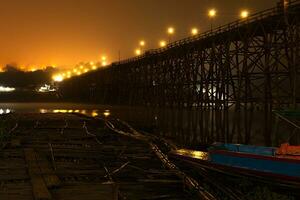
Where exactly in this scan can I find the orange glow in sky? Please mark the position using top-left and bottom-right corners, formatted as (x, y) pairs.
(0, 0), (274, 71)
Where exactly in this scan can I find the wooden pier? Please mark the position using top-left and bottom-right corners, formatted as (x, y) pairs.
(0, 113), (199, 200)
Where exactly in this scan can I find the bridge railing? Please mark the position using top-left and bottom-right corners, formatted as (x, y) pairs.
(113, 0), (300, 66)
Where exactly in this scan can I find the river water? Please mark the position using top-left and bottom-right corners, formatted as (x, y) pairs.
(0, 102), (297, 148)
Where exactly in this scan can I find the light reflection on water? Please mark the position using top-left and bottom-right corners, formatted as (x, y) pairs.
(175, 149), (209, 161)
(0, 103), (113, 118)
(0, 102), (295, 148)
(0, 108), (11, 115)
(39, 108), (110, 118)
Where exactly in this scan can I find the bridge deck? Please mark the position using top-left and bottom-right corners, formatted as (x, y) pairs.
(0, 113), (192, 200)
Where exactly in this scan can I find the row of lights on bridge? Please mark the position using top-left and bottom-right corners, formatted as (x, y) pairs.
(52, 56), (108, 82)
(134, 9), (250, 56)
(52, 9), (251, 82)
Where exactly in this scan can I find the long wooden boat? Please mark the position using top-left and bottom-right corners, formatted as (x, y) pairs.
(169, 143), (300, 188)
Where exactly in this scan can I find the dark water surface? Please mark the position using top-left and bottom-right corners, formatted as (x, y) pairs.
(0, 102), (296, 148)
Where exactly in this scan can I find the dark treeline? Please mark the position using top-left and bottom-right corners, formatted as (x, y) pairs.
(0, 65), (56, 88)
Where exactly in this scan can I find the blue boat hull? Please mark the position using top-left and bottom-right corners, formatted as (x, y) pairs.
(169, 146), (300, 186)
(210, 150), (300, 179)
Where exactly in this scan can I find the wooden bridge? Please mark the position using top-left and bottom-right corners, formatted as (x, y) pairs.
(60, 0), (300, 146)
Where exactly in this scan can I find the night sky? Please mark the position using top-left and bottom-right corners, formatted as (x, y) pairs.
(0, 0), (276, 70)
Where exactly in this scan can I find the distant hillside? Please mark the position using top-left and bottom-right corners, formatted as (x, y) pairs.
(0, 65), (56, 88)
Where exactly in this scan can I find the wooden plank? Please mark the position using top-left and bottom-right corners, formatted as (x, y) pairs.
(35, 153), (61, 189)
(11, 137), (21, 148)
(24, 148), (52, 200)
(52, 182), (118, 200)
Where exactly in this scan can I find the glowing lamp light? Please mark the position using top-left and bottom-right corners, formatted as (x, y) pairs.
(139, 40), (146, 47)
(0, 86), (15, 92)
(167, 27), (175, 35)
(159, 40), (167, 47)
(90, 61), (94, 65)
(40, 109), (47, 114)
(208, 9), (217, 18)
(191, 28), (199, 36)
(52, 75), (64, 82)
(92, 111), (99, 117)
(103, 110), (110, 117)
(102, 61), (108, 66)
(135, 49), (142, 56)
(101, 56), (107, 61)
(92, 65), (97, 70)
(240, 10), (249, 19)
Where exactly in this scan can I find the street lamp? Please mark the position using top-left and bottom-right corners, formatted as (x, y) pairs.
(102, 61), (108, 66)
(240, 10), (249, 19)
(159, 40), (167, 47)
(208, 9), (217, 31)
(139, 40), (146, 54)
(167, 27), (175, 43)
(52, 74), (64, 82)
(191, 28), (199, 36)
(135, 49), (142, 56)
(101, 56), (107, 61)
(139, 40), (146, 47)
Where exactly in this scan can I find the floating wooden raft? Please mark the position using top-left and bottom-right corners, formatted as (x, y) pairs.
(0, 113), (197, 200)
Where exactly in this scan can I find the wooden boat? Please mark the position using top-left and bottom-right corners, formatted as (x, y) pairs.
(170, 110), (300, 188)
(169, 143), (300, 188)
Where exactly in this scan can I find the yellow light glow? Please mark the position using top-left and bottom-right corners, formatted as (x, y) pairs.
(167, 27), (175, 35)
(92, 65), (97, 70)
(40, 109), (47, 114)
(80, 65), (84, 69)
(191, 28), (199, 36)
(73, 69), (78, 73)
(240, 10), (249, 19)
(159, 40), (167, 47)
(92, 111), (98, 117)
(102, 61), (107, 66)
(208, 9), (217, 17)
(52, 74), (64, 82)
(90, 61), (94, 65)
(103, 110), (110, 117)
(53, 109), (68, 113)
(135, 49), (142, 56)
(77, 72), (82, 76)
(139, 40), (146, 47)
(102, 56), (107, 61)
(84, 68), (89, 73)
(67, 71), (71, 75)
